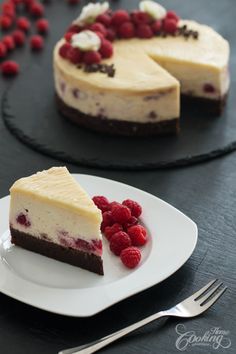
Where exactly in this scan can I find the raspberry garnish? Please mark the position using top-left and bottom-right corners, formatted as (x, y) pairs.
(0, 15), (13, 30)
(67, 47), (82, 64)
(67, 24), (81, 34)
(99, 39), (113, 58)
(3, 35), (15, 50)
(101, 210), (114, 232)
(122, 199), (142, 218)
(106, 28), (116, 41)
(166, 11), (180, 22)
(127, 225), (148, 246)
(151, 20), (162, 34)
(123, 216), (138, 231)
(104, 223), (123, 241)
(110, 231), (131, 256)
(64, 32), (74, 42)
(118, 21), (135, 39)
(203, 83), (216, 93)
(120, 247), (141, 269)
(83, 50), (102, 65)
(131, 11), (151, 25)
(36, 19), (49, 34)
(92, 196), (110, 213)
(162, 18), (178, 34)
(30, 2), (45, 17)
(16, 213), (30, 227)
(17, 17), (31, 32)
(1, 60), (20, 76)
(12, 30), (26, 46)
(96, 13), (111, 27)
(30, 35), (44, 50)
(0, 42), (7, 58)
(136, 24), (153, 39)
(89, 22), (107, 37)
(111, 10), (130, 27)
(111, 204), (132, 224)
(59, 42), (71, 59)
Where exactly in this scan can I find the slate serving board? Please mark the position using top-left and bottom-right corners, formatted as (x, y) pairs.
(2, 0), (236, 170)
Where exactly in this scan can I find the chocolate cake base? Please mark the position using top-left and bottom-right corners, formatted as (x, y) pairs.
(181, 93), (227, 116)
(56, 95), (179, 137)
(10, 228), (104, 275)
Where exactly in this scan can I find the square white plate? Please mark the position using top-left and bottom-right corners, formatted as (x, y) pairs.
(0, 174), (197, 317)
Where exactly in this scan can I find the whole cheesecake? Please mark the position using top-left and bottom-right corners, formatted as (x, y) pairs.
(53, 1), (230, 136)
(9, 167), (104, 275)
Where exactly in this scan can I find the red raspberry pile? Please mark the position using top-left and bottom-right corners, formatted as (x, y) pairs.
(0, 0), (80, 77)
(93, 195), (149, 269)
(59, 7), (180, 66)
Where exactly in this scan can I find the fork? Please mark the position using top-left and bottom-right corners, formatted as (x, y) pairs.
(59, 279), (227, 354)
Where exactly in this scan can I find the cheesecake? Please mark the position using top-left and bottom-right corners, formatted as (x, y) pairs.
(9, 167), (104, 275)
(53, 1), (230, 136)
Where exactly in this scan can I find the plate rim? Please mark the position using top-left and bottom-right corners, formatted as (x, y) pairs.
(0, 173), (198, 317)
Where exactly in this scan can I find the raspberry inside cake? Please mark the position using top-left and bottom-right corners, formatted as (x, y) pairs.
(9, 167), (103, 275)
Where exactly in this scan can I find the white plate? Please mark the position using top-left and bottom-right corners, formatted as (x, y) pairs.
(0, 174), (197, 317)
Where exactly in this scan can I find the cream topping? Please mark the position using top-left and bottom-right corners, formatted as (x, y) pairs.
(140, 1), (167, 20)
(73, 1), (109, 25)
(71, 31), (101, 52)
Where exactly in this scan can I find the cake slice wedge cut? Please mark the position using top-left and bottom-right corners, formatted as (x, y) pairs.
(9, 167), (103, 275)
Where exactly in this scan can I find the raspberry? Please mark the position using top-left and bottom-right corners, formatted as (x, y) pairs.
(99, 39), (113, 58)
(30, 2), (45, 17)
(83, 50), (101, 65)
(0, 42), (7, 58)
(111, 204), (132, 224)
(118, 21), (135, 39)
(16, 212), (31, 227)
(110, 231), (131, 256)
(111, 10), (130, 27)
(17, 17), (31, 32)
(92, 196), (110, 212)
(2, 35), (15, 50)
(64, 32), (74, 42)
(2, 5), (15, 19)
(120, 247), (141, 269)
(131, 11), (151, 25)
(101, 211), (114, 232)
(151, 20), (162, 34)
(104, 223), (123, 241)
(136, 24), (153, 39)
(127, 225), (148, 246)
(96, 13), (111, 27)
(203, 83), (215, 93)
(67, 24), (81, 34)
(89, 22), (107, 37)
(106, 28), (116, 41)
(36, 18), (49, 34)
(30, 35), (44, 50)
(163, 18), (178, 34)
(12, 30), (26, 46)
(1, 60), (19, 76)
(67, 47), (82, 64)
(59, 42), (71, 59)
(109, 201), (120, 210)
(122, 199), (142, 218)
(166, 11), (180, 22)
(0, 15), (12, 30)
(123, 216), (138, 231)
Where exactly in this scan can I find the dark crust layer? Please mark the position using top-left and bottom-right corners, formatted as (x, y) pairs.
(181, 93), (228, 116)
(10, 227), (104, 275)
(56, 94), (179, 136)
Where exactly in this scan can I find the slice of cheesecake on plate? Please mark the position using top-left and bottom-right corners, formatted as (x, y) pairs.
(9, 167), (103, 275)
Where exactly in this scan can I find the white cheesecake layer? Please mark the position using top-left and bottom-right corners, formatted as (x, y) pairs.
(10, 193), (102, 256)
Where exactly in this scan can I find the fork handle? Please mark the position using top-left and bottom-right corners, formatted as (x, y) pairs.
(59, 311), (166, 354)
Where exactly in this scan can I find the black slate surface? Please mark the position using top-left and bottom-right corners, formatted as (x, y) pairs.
(0, 1), (235, 354)
(2, 0), (236, 169)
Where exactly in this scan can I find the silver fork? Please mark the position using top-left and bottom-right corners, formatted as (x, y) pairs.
(59, 279), (227, 354)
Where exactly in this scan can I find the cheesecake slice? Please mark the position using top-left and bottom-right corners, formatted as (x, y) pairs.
(9, 167), (103, 275)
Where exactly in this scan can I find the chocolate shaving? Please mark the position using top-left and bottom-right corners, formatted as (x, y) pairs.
(81, 63), (116, 78)
(157, 25), (199, 40)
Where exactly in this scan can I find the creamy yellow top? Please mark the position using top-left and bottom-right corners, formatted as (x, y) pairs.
(10, 167), (101, 220)
(54, 20), (229, 94)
